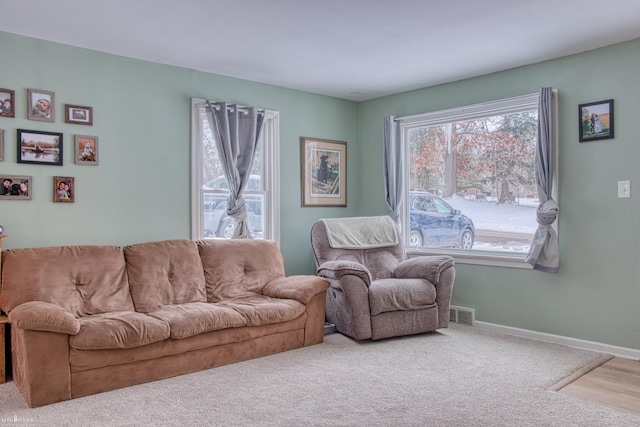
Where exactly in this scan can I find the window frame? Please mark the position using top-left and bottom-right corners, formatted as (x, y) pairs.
(190, 98), (280, 244)
(398, 92), (558, 269)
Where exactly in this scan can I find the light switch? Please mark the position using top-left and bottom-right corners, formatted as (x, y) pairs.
(618, 180), (631, 198)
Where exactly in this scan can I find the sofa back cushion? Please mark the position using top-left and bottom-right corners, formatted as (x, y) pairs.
(196, 239), (285, 302)
(124, 239), (207, 313)
(1, 245), (134, 317)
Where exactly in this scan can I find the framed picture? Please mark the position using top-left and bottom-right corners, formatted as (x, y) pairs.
(0, 175), (32, 200)
(27, 88), (55, 122)
(65, 104), (93, 125)
(0, 88), (15, 118)
(75, 134), (99, 165)
(17, 129), (63, 166)
(579, 99), (614, 142)
(0, 129), (4, 161)
(300, 137), (347, 207)
(53, 176), (74, 203)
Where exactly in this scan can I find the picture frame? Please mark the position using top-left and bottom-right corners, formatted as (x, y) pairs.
(300, 136), (347, 207)
(0, 88), (15, 118)
(27, 88), (55, 122)
(65, 104), (93, 126)
(579, 99), (614, 142)
(0, 129), (4, 161)
(53, 176), (74, 203)
(0, 175), (32, 200)
(17, 129), (63, 166)
(74, 134), (99, 165)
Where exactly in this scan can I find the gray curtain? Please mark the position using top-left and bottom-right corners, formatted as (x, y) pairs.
(383, 115), (402, 223)
(205, 101), (264, 239)
(525, 87), (559, 273)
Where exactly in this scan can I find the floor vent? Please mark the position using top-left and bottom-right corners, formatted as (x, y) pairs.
(449, 306), (476, 326)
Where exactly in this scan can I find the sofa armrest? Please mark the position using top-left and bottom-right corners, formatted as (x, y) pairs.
(316, 260), (372, 287)
(9, 301), (80, 335)
(262, 275), (329, 304)
(394, 255), (454, 284)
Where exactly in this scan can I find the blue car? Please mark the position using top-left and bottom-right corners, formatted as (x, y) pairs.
(408, 192), (475, 249)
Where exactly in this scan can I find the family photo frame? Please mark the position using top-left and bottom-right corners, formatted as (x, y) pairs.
(75, 135), (99, 165)
(53, 176), (75, 203)
(0, 88), (15, 118)
(579, 99), (614, 142)
(1, 175), (32, 200)
(17, 129), (63, 166)
(300, 137), (347, 207)
(65, 104), (93, 125)
(27, 88), (55, 122)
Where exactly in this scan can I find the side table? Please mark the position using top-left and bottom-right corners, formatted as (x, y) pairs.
(0, 314), (8, 383)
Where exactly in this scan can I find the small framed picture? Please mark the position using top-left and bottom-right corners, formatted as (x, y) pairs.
(75, 134), (99, 165)
(300, 136), (347, 207)
(65, 104), (93, 126)
(0, 88), (15, 118)
(53, 176), (74, 203)
(27, 88), (55, 122)
(0, 129), (4, 161)
(1, 175), (32, 200)
(579, 99), (614, 142)
(17, 129), (63, 166)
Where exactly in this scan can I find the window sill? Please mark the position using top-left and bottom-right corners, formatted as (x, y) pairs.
(406, 248), (533, 269)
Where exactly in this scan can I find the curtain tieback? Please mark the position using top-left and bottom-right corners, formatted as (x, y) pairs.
(536, 199), (558, 227)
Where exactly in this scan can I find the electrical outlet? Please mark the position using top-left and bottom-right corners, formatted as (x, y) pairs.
(618, 180), (631, 198)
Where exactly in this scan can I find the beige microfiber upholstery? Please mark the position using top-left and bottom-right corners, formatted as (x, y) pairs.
(124, 239), (207, 313)
(311, 218), (455, 341)
(1, 238), (329, 407)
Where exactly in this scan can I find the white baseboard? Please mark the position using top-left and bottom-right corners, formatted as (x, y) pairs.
(475, 321), (640, 361)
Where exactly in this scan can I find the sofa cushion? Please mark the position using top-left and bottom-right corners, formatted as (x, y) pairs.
(1, 245), (134, 317)
(124, 239), (207, 313)
(148, 302), (246, 339)
(369, 278), (436, 316)
(197, 239), (285, 301)
(218, 295), (306, 327)
(70, 311), (170, 350)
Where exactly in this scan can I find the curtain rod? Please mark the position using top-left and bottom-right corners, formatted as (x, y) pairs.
(393, 89), (558, 122)
(194, 101), (265, 115)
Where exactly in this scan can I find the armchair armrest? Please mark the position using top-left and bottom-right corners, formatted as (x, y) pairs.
(262, 275), (329, 304)
(9, 301), (80, 335)
(394, 255), (454, 284)
(316, 260), (372, 287)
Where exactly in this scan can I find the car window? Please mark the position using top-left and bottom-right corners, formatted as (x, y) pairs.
(432, 198), (453, 214)
(413, 196), (435, 212)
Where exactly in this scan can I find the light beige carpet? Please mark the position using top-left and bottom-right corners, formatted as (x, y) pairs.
(1, 323), (639, 426)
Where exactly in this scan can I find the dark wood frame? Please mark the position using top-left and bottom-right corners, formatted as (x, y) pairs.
(17, 129), (63, 166)
(579, 99), (614, 142)
(65, 104), (93, 126)
(0, 89), (15, 118)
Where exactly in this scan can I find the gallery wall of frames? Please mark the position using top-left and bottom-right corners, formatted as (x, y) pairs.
(0, 87), (99, 203)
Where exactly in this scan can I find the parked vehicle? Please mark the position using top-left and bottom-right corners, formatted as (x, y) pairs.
(203, 175), (263, 238)
(408, 192), (475, 249)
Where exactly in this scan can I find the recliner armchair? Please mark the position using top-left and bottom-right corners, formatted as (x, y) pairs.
(310, 216), (455, 340)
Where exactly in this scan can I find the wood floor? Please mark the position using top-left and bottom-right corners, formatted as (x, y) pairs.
(557, 357), (640, 415)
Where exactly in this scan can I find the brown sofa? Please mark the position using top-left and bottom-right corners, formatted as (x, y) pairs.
(0, 238), (329, 407)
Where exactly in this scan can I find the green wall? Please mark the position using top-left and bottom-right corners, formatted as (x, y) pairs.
(0, 31), (359, 277)
(2, 30), (640, 350)
(358, 38), (640, 350)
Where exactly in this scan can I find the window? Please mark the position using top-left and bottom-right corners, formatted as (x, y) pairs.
(191, 99), (280, 243)
(400, 93), (551, 267)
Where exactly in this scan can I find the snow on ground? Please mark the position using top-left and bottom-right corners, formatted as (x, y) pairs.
(446, 194), (538, 235)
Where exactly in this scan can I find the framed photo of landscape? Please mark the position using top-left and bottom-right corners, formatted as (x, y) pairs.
(300, 136), (347, 207)
(579, 99), (614, 142)
(0, 175), (32, 200)
(17, 129), (63, 165)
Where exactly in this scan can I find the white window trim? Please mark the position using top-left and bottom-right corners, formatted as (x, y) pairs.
(398, 92), (559, 269)
(190, 98), (280, 245)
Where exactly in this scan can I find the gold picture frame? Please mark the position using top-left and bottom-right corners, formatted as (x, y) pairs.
(300, 137), (347, 207)
(53, 176), (75, 203)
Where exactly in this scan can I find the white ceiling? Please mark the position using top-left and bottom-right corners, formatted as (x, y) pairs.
(2, 0), (640, 101)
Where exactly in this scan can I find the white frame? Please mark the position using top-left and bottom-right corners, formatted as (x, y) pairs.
(190, 99), (280, 244)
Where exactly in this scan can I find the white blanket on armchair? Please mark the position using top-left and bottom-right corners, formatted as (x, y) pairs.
(320, 216), (399, 249)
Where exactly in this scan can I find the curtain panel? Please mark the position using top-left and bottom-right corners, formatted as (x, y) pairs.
(383, 115), (403, 223)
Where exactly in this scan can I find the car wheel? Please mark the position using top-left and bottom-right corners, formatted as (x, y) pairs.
(459, 229), (474, 249)
(409, 229), (423, 248)
(217, 218), (235, 239)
